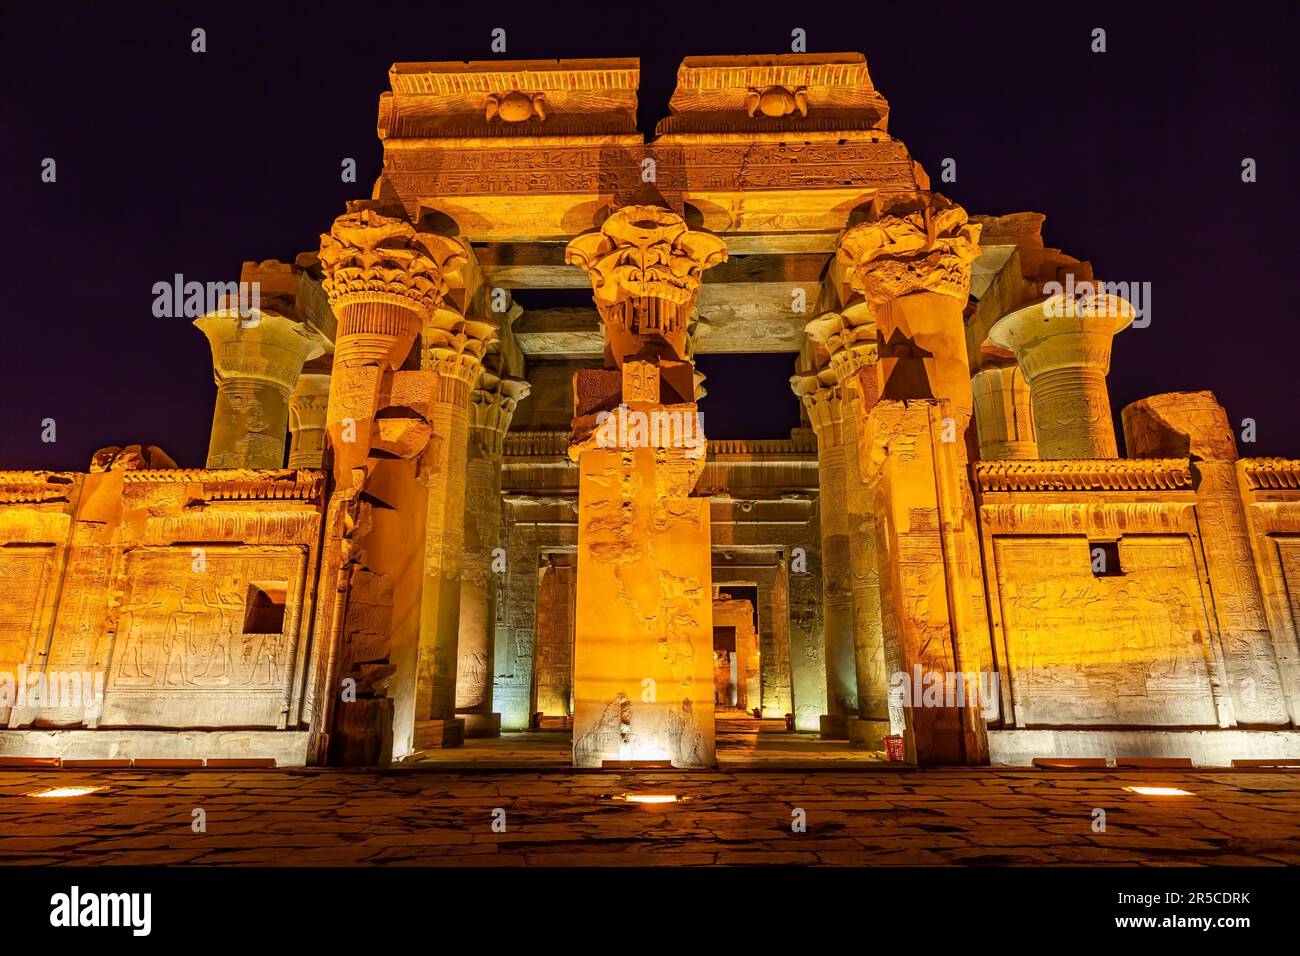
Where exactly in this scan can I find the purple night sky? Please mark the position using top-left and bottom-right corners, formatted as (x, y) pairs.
(1, 0), (1296, 469)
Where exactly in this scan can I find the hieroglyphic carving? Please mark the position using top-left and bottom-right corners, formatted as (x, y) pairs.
(382, 141), (915, 198)
(0, 548), (55, 724)
(571, 448), (714, 767)
(101, 546), (307, 728)
(712, 596), (760, 712)
(992, 535), (1219, 727)
(1122, 392), (1287, 724)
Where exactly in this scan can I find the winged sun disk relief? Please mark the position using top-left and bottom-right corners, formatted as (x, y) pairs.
(485, 91), (547, 124)
(744, 85), (810, 118)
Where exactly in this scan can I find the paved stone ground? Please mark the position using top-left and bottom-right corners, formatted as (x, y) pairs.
(1, 767), (1298, 866)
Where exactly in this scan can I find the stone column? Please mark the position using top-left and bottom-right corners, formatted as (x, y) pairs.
(1123, 391), (1288, 726)
(565, 204), (727, 768)
(315, 206), (469, 762)
(790, 371), (858, 738)
(837, 193), (981, 439)
(804, 310), (889, 748)
(414, 312), (498, 750)
(194, 311), (324, 468)
(837, 192), (996, 746)
(988, 291), (1134, 459)
(862, 399), (989, 765)
(970, 362), (1037, 460)
(287, 372), (331, 468)
(454, 371), (530, 737)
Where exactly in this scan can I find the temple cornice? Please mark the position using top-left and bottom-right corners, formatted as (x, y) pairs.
(1239, 458), (1300, 490)
(973, 458), (1194, 493)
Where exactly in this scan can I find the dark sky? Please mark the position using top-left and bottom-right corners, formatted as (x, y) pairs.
(2, 0), (1296, 469)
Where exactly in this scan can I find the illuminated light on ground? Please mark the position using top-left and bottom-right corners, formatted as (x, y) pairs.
(26, 786), (107, 799)
(611, 793), (682, 804)
(1123, 786), (1194, 796)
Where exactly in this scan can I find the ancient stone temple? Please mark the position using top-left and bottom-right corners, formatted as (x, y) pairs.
(2, 52), (1298, 769)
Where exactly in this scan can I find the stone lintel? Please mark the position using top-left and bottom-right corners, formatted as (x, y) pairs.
(660, 52), (889, 135)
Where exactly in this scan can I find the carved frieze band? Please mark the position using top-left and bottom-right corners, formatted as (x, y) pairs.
(0, 473), (78, 505)
(500, 431), (814, 460)
(382, 141), (915, 196)
(1240, 458), (1300, 491)
(974, 458), (1193, 493)
(118, 469), (326, 502)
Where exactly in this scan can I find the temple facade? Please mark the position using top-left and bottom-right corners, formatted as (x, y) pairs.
(2, 53), (1299, 768)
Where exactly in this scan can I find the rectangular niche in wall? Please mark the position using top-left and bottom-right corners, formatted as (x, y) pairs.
(243, 583), (288, 635)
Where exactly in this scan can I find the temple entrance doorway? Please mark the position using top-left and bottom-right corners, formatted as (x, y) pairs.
(711, 589), (760, 716)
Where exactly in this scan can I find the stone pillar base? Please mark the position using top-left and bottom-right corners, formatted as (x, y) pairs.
(819, 714), (850, 740)
(328, 699), (394, 766)
(413, 718), (465, 750)
(457, 712), (502, 738)
(848, 717), (890, 751)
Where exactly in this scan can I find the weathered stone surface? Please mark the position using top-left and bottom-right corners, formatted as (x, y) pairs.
(5, 50), (1298, 777)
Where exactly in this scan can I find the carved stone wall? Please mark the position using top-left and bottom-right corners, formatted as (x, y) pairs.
(0, 468), (326, 745)
(1238, 458), (1300, 725)
(991, 535), (1219, 727)
(977, 459), (1236, 730)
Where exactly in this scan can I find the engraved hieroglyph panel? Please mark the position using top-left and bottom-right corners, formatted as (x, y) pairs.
(1277, 536), (1300, 638)
(994, 535), (1218, 727)
(101, 546), (308, 728)
(571, 448), (715, 767)
(0, 547), (56, 724)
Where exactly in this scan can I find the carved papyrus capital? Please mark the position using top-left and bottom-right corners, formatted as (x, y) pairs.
(804, 312), (878, 396)
(422, 313), (500, 402)
(987, 293), (1134, 380)
(468, 371), (532, 457)
(790, 369), (845, 445)
(319, 209), (469, 338)
(837, 193), (982, 304)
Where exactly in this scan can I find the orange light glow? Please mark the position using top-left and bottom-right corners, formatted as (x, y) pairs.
(617, 793), (679, 804)
(26, 786), (106, 799)
(1123, 786), (1193, 796)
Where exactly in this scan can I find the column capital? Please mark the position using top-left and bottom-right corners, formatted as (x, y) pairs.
(565, 204), (728, 310)
(422, 313), (500, 392)
(318, 208), (469, 348)
(790, 369), (845, 443)
(194, 309), (325, 389)
(804, 311), (878, 391)
(468, 371), (531, 456)
(565, 204), (727, 365)
(987, 291), (1135, 379)
(836, 192), (982, 304)
(988, 291), (1135, 459)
